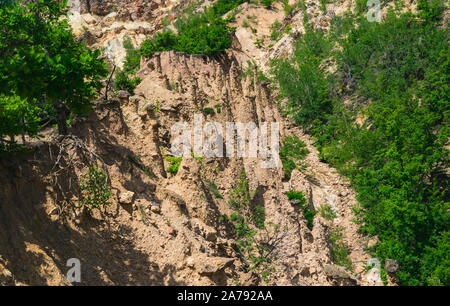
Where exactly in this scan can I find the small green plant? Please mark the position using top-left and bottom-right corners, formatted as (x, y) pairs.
(114, 69), (142, 95)
(261, 0), (275, 8)
(319, 204), (337, 221)
(214, 103), (222, 114)
(279, 135), (309, 179)
(122, 35), (141, 74)
(203, 107), (215, 116)
(165, 156), (182, 174)
(254, 38), (265, 48)
(329, 227), (352, 270)
(281, 0), (294, 15)
(227, 172), (286, 283)
(287, 190), (316, 230)
(270, 21), (282, 41)
(242, 20), (250, 28)
(208, 180), (223, 199)
(79, 164), (111, 210)
(286, 190), (307, 205)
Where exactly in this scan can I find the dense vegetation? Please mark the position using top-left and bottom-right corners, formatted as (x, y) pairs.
(140, 0), (248, 57)
(0, 0), (107, 144)
(272, 1), (449, 285)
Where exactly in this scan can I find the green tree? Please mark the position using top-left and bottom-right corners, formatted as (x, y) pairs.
(0, 0), (107, 135)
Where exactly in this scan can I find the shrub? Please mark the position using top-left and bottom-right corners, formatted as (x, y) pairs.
(0, 94), (41, 151)
(286, 190), (316, 230)
(279, 135), (309, 179)
(328, 228), (352, 270)
(165, 156), (182, 174)
(261, 0), (275, 8)
(140, 0), (240, 58)
(113, 70), (142, 95)
(122, 35), (141, 74)
(208, 180), (223, 199)
(319, 204), (337, 221)
(203, 107), (215, 116)
(79, 164), (111, 210)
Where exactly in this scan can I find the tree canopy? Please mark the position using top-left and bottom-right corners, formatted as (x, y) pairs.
(0, 0), (107, 140)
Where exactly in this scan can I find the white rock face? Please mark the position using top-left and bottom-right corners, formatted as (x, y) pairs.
(67, 11), (88, 36)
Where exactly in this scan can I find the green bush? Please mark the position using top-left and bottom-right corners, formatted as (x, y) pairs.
(0, 94), (41, 151)
(329, 228), (352, 270)
(286, 190), (316, 230)
(113, 70), (142, 95)
(318, 204), (337, 221)
(279, 135), (309, 179)
(140, 0), (243, 57)
(122, 35), (141, 74)
(165, 156), (182, 174)
(79, 164), (112, 210)
(271, 30), (332, 129)
(261, 0), (275, 8)
(208, 180), (223, 199)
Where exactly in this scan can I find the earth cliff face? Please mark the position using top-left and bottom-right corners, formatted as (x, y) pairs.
(0, 0), (387, 286)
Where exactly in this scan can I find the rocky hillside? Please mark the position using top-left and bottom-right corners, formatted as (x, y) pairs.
(0, 0), (397, 286)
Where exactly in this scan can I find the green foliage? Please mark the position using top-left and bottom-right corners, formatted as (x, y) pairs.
(113, 70), (141, 95)
(281, 0), (294, 15)
(122, 35), (141, 74)
(270, 21), (282, 41)
(0, 0), (107, 136)
(229, 171), (257, 210)
(140, 0), (246, 57)
(254, 38), (265, 48)
(214, 103), (222, 114)
(203, 107), (215, 116)
(319, 204), (337, 221)
(228, 171), (281, 283)
(79, 164), (111, 210)
(287, 190), (316, 230)
(208, 180), (223, 199)
(328, 228), (352, 270)
(261, 0), (275, 8)
(279, 135), (309, 179)
(271, 30), (332, 129)
(165, 156), (182, 174)
(272, 5), (449, 285)
(286, 190), (307, 205)
(0, 94), (41, 150)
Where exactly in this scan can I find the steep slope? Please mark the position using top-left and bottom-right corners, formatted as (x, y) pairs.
(1, 0), (387, 286)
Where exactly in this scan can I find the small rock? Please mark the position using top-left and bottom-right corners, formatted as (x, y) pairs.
(384, 259), (399, 273)
(117, 90), (131, 103)
(323, 264), (351, 279)
(129, 95), (142, 104)
(119, 191), (135, 204)
(4, 269), (12, 278)
(199, 257), (234, 275)
(167, 226), (176, 236)
(150, 204), (161, 214)
(340, 191), (349, 197)
(290, 199), (301, 205)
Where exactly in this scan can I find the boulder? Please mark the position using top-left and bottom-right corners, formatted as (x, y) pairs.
(119, 191), (135, 204)
(384, 259), (399, 273)
(323, 264), (351, 279)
